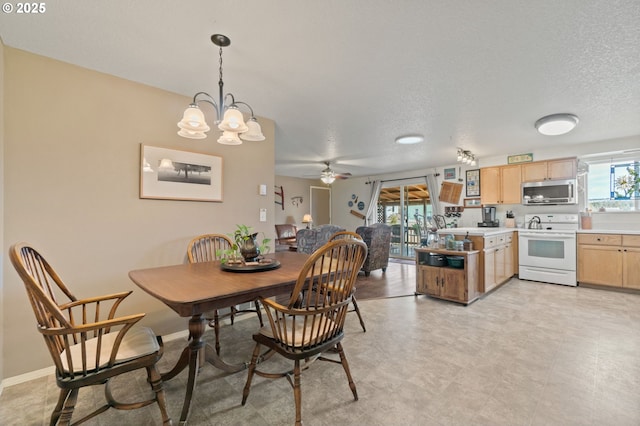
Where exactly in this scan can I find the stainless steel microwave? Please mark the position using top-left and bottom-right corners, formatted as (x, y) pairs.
(522, 179), (577, 205)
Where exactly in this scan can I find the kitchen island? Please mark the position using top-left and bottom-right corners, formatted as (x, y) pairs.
(435, 228), (517, 293)
(415, 248), (481, 304)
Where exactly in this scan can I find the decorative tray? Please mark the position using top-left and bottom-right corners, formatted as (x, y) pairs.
(221, 258), (281, 273)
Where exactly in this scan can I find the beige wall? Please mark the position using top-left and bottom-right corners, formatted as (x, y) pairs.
(0, 39), (6, 386)
(273, 176), (319, 230)
(2, 47), (276, 378)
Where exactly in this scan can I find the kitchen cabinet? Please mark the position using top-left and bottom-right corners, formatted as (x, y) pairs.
(577, 233), (640, 289)
(521, 157), (576, 182)
(483, 232), (515, 292)
(415, 248), (480, 305)
(480, 164), (521, 205)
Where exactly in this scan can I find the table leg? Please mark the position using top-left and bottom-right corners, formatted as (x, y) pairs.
(161, 314), (268, 423)
(159, 315), (205, 425)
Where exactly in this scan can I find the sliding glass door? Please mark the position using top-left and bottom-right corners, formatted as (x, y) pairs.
(378, 181), (433, 259)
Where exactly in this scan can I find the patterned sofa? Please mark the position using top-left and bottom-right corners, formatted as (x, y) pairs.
(296, 224), (345, 254)
(355, 223), (392, 276)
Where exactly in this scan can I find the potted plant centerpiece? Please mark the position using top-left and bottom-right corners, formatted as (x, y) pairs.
(219, 224), (271, 263)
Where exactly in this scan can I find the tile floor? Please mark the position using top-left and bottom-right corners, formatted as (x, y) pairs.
(1, 278), (639, 425)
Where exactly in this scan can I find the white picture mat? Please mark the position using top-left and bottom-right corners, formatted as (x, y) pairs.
(140, 144), (223, 202)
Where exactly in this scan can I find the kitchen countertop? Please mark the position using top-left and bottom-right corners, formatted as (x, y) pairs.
(576, 229), (640, 235)
(436, 227), (517, 237)
(436, 227), (640, 236)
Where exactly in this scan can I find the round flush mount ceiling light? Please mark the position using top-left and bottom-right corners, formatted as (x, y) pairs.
(395, 134), (424, 144)
(535, 113), (579, 136)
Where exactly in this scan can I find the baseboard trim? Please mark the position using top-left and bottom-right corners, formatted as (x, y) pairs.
(1, 329), (191, 389)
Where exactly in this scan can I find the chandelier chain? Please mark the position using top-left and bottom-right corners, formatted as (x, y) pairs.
(218, 46), (224, 83)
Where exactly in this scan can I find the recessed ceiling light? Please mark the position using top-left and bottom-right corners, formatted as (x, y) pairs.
(535, 113), (579, 136)
(395, 134), (424, 144)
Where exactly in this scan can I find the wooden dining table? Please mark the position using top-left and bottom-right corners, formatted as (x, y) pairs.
(128, 251), (310, 425)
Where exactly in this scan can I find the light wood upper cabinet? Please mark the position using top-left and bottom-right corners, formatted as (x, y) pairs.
(480, 164), (521, 205)
(521, 158), (576, 182)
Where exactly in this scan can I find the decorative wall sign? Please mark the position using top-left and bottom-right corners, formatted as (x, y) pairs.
(140, 145), (222, 202)
(465, 169), (480, 197)
(464, 198), (482, 208)
(507, 153), (533, 164)
(444, 168), (456, 180)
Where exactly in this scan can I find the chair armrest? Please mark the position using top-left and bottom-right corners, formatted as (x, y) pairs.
(40, 313), (150, 372)
(58, 291), (133, 327)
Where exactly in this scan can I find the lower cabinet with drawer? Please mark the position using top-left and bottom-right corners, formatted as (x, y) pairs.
(415, 248), (481, 305)
(577, 233), (640, 289)
(483, 232), (515, 293)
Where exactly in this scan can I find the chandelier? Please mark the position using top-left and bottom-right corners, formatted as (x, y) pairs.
(457, 148), (477, 166)
(177, 34), (265, 144)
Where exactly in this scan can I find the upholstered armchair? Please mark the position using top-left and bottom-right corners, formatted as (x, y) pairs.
(355, 223), (392, 276)
(296, 224), (345, 254)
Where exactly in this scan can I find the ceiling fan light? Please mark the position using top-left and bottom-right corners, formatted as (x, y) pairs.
(535, 113), (579, 136)
(321, 175), (336, 184)
(240, 118), (266, 141)
(217, 130), (243, 145)
(218, 107), (249, 133)
(395, 134), (424, 145)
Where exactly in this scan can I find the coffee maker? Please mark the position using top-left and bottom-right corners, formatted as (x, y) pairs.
(478, 206), (499, 227)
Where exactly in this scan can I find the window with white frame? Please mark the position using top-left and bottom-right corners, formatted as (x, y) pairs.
(586, 157), (640, 212)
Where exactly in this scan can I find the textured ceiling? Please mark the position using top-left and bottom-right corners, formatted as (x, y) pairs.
(2, 0), (640, 179)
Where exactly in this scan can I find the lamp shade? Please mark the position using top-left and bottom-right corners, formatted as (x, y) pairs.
(240, 118), (266, 141)
(217, 130), (243, 145)
(178, 129), (207, 139)
(535, 113), (579, 136)
(218, 107), (249, 133)
(302, 214), (313, 223)
(178, 105), (210, 132)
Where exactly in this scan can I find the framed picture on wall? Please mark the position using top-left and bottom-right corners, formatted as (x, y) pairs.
(140, 144), (223, 202)
(466, 169), (480, 197)
(444, 168), (456, 180)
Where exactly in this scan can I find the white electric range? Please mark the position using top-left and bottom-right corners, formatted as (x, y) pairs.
(518, 213), (579, 286)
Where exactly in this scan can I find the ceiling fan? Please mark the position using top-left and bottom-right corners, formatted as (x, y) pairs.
(309, 161), (352, 184)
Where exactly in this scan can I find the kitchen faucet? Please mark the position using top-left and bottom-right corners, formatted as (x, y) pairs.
(528, 215), (542, 229)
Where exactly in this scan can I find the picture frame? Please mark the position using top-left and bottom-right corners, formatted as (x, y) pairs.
(465, 169), (480, 197)
(464, 198), (482, 208)
(140, 144), (223, 202)
(444, 167), (456, 180)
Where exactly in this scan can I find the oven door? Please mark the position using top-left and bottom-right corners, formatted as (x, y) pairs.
(518, 231), (576, 271)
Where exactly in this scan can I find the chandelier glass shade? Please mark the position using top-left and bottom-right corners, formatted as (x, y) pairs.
(177, 34), (265, 144)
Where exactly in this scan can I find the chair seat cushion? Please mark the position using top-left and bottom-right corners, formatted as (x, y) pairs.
(60, 326), (159, 373)
(259, 316), (336, 347)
